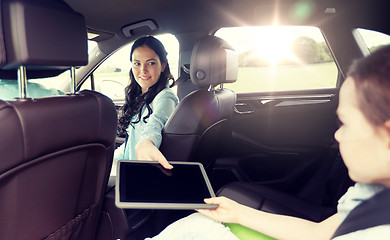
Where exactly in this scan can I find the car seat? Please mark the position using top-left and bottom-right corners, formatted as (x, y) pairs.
(0, 0), (117, 239)
(160, 35), (238, 171)
(217, 147), (354, 223)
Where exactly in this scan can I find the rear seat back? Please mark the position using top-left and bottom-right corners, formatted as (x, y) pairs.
(0, 0), (117, 239)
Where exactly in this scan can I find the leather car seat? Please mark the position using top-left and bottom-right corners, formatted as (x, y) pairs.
(160, 35), (238, 171)
(217, 149), (354, 222)
(0, 0), (117, 239)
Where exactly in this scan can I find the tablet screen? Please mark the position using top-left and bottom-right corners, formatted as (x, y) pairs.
(115, 161), (218, 209)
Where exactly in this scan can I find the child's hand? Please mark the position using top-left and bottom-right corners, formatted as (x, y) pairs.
(196, 196), (244, 224)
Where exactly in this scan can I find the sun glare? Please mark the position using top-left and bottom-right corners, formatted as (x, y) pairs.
(216, 26), (326, 67)
(255, 26), (297, 66)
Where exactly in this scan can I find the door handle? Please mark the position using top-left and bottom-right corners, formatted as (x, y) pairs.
(234, 103), (254, 114)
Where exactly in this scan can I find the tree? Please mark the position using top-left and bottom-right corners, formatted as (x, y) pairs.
(291, 36), (319, 64)
(317, 42), (333, 62)
(238, 50), (269, 67)
(237, 36), (334, 67)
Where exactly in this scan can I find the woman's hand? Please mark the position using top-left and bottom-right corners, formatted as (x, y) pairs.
(135, 138), (173, 169)
(196, 196), (244, 224)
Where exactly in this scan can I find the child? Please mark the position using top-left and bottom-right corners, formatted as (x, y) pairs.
(147, 45), (390, 239)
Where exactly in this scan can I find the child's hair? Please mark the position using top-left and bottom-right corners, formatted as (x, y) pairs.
(118, 36), (174, 136)
(347, 45), (390, 126)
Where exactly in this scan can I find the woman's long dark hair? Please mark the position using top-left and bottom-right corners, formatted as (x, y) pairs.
(118, 36), (174, 136)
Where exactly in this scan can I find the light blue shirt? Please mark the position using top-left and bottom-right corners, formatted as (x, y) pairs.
(0, 80), (65, 100)
(333, 183), (390, 240)
(114, 87), (178, 161)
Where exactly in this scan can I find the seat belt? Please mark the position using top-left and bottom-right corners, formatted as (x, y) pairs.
(332, 187), (390, 238)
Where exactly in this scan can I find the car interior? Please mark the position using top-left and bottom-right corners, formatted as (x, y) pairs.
(1, 0), (390, 239)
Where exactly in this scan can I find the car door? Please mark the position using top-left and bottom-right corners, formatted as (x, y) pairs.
(214, 89), (339, 192)
(210, 26), (341, 195)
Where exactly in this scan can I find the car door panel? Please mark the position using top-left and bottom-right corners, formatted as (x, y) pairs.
(213, 92), (339, 193)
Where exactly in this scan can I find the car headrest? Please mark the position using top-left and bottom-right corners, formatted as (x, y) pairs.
(0, 0), (88, 78)
(190, 36), (238, 89)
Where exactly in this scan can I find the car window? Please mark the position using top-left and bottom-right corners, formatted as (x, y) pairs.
(215, 26), (338, 93)
(28, 70), (71, 92)
(81, 34), (179, 102)
(28, 40), (99, 93)
(354, 28), (390, 53)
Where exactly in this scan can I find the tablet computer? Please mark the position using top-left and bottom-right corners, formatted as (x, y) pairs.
(115, 160), (218, 210)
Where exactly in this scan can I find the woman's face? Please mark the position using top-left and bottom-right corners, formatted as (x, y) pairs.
(131, 45), (167, 94)
(334, 77), (390, 186)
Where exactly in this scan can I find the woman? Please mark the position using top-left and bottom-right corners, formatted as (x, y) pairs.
(147, 45), (390, 239)
(114, 36), (178, 169)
